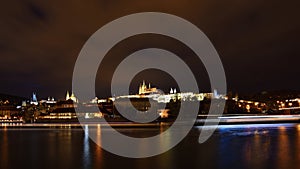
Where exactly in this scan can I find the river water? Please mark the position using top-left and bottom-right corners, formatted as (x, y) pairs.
(0, 123), (299, 169)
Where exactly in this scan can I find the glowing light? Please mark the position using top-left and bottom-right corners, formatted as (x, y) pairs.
(278, 126), (286, 131)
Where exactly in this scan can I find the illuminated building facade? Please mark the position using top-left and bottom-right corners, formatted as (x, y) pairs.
(116, 81), (220, 103)
(138, 81), (158, 95)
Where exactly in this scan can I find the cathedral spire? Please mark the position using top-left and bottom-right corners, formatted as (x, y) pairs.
(32, 93), (37, 102)
(30, 92), (38, 105)
(66, 91), (70, 100)
(139, 83), (142, 95)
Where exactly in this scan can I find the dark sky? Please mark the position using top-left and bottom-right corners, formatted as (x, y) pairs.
(0, 0), (299, 100)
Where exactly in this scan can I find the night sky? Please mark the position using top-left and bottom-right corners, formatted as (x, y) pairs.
(0, 0), (299, 100)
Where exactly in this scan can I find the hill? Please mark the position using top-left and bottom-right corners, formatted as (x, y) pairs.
(0, 93), (28, 105)
(239, 90), (300, 102)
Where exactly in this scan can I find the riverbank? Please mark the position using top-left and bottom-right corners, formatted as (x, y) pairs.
(1, 115), (300, 127)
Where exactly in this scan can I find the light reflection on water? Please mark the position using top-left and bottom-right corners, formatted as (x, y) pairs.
(0, 123), (300, 169)
(1, 126), (8, 169)
(83, 125), (91, 169)
(203, 123), (299, 169)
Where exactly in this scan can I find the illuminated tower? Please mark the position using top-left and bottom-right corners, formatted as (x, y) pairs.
(70, 92), (78, 103)
(66, 91), (78, 103)
(66, 91), (70, 100)
(139, 80), (147, 94)
(30, 92), (38, 105)
(213, 89), (220, 99)
(142, 80), (146, 92)
(32, 93), (37, 102)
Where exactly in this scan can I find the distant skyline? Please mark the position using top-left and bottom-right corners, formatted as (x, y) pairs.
(0, 1), (299, 99)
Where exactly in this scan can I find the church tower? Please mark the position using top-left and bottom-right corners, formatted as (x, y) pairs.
(30, 92), (38, 105)
(32, 93), (37, 102)
(139, 84), (142, 95)
(66, 91), (78, 103)
(70, 92), (78, 103)
(66, 91), (70, 100)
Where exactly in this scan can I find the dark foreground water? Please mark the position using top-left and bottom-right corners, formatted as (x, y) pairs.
(0, 123), (300, 169)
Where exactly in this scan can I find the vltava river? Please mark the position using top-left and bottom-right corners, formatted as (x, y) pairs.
(0, 123), (299, 169)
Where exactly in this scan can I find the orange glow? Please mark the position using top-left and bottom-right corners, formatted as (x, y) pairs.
(278, 126), (286, 131)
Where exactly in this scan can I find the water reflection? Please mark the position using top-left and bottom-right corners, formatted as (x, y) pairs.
(0, 123), (300, 169)
(94, 125), (103, 168)
(96, 124), (102, 146)
(158, 124), (173, 169)
(243, 128), (270, 169)
(216, 124), (299, 169)
(297, 125), (300, 162)
(84, 124), (103, 169)
(276, 125), (289, 168)
(83, 125), (91, 169)
(0, 126), (8, 169)
(48, 127), (73, 168)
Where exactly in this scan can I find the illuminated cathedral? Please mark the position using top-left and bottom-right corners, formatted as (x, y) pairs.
(138, 81), (158, 95)
(66, 91), (78, 103)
